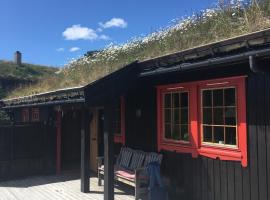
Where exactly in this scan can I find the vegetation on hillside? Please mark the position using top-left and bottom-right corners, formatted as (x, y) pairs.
(6, 0), (270, 98)
(0, 61), (58, 81)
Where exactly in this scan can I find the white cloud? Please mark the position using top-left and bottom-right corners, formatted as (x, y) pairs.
(70, 47), (80, 52)
(63, 24), (98, 40)
(56, 47), (64, 52)
(99, 34), (110, 40)
(99, 18), (127, 29)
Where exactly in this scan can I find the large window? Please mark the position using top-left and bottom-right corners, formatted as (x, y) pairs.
(157, 76), (247, 167)
(202, 88), (237, 146)
(113, 96), (125, 144)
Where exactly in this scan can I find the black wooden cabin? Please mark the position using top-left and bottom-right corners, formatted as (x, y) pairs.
(1, 29), (270, 200)
(82, 29), (270, 200)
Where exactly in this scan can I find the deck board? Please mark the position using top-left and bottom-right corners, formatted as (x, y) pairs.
(0, 172), (135, 200)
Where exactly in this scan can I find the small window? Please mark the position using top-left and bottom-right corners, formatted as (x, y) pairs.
(32, 108), (40, 122)
(163, 91), (189, 142)
(157, 83), (198, 157)
(22, 108), (29, 122)
(113, 97), (125, 144)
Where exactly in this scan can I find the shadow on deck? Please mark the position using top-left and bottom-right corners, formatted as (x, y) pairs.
(0, 171), (135, 200)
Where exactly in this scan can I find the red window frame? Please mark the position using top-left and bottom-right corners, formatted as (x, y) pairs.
(156, 76), (247, 167)
(31, 108), (40, 122)
(22, 108), (29, 122)
(197, 76), (247, 167)
(114, 96), (126, 145)
(157, 82), (199, 158)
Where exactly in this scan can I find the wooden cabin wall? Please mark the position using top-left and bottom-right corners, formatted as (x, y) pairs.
(0, 122), (56, 181)
(61, 109), (81, 170)
(125, 66), (270, 199)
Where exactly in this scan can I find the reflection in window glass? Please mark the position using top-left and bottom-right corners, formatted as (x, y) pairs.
(202, 87), (237, 146)
(163, 91), (189, 142)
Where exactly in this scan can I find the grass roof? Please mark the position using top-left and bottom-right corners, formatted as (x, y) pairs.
(6, 0), (270, 98)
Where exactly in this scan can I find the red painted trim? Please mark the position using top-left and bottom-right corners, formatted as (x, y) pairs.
(22, 108), (29, 122)
(156, 76), (247, 167)
(197, 76), (247, 167)
(56, 111), (62, 174)
(156, 82), (198, 157)
(114, 96), (126, 145)
(31, 108), (40, 122)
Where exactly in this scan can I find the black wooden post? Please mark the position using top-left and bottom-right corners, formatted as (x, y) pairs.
(104, 103), (115, 200)
(81, 108), (90, 193)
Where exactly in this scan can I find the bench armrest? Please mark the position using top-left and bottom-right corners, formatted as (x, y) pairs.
(96, 156), (104, 168)
(135, 167), (149, 180)
(97, 155), (119, 168)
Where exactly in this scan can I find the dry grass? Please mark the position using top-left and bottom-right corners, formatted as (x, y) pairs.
(7, 0), (270, 98)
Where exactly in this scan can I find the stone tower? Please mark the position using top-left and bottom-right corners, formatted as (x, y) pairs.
(14, 51), (22, 66)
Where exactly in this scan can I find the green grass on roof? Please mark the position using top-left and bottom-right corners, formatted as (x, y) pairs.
(6, 0), (270, 98)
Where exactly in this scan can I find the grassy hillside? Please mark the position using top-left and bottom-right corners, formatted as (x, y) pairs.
(7, 0), (270, 98)
(0, 61), (58, 99)
(0, 61), (58, 81)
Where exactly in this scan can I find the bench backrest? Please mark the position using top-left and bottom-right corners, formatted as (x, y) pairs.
(128, 150), (145, 170)
(117, 147), (133, 169)
(117, 147), (163, 170)
(143, 152), (163, 167)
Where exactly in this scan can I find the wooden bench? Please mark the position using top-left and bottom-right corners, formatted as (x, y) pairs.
(97, 147), (163, 199)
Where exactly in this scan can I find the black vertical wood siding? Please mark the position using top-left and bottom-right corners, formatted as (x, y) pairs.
(0, 122), (56, 181)
(125, 69), (270, 200)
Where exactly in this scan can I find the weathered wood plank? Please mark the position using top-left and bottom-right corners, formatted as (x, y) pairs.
(247, 74), (259, 200)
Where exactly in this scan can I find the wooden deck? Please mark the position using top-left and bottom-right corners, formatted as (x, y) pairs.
(0, 171), (135, 200)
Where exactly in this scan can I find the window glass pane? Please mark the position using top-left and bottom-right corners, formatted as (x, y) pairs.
(225, 127), (237, 145)
(225, 107), (236, 125)
(165, 124), (171, 139)
(172, 125), (180, 140)
(214, 127), (224, 144)
(165, 94), (171, 108)
(203, 126), (212, 142)
(173, 93), (180, 108)
(165, 109), (171, 123)
(213, 89), (224, 107)
(181, 92), (188, 107)
(213, 108), (224, 125)
(203, 90), (212, 107)
(173, 109), (180, 124)
(225, 88), (235, 106)
(203, 108), (212, 124)
(180, 108), (188, 124)
(181, 125), (189, 141)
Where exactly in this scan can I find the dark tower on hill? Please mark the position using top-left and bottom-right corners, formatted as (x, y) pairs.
(14, 51), (22, 66)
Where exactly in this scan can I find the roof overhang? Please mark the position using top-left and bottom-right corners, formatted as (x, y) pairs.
(1, 86), (85, 109)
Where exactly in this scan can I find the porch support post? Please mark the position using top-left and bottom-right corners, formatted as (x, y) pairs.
(104, 103), (115, 200)
(81, 108), (90, 193)
(56, 109), (62, 175)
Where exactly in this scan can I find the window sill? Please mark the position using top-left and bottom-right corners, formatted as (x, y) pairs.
(198, 145), (247, 167)
(159, 142), (198, 158)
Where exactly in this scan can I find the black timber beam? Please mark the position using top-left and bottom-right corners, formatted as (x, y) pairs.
(81, 108), (90, 193)
(103, 97), (115, 200)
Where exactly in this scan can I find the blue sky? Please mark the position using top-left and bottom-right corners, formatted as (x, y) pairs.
(0, 0), (216, 67)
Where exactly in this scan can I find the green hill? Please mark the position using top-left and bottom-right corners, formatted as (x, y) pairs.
(0, 60), (58, 99)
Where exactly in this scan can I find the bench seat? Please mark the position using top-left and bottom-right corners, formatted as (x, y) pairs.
(97, 147), (163, 199)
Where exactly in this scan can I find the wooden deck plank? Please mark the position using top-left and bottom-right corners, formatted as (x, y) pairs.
(0, 172), (135, 200)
